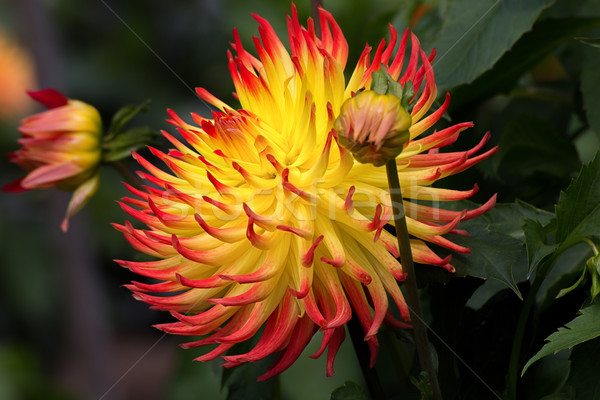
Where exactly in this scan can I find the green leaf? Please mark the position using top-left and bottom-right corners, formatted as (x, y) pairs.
(520, 350), (571, 400)
(539, 392), (575, 400)
(522, 300), (600, 374)
(106, 99), (151, 139)
(581, 49), (600, 140)
(484, 200), (554, 241)
(555, 152), (600, 245)
(449, 220), (523, 298)
(520, 155), (600, 301)
(492, 115), (580, 179)
(449, 17), (600, 112)
(435, 200), (553, 298)
(431, 0), (554, 93)
(523, 218), (558, 277)
(330, 381), (369, 400)
(535, 243), (594, 311)
(565, 337), (600, 399)
(466, 276), (516, 310)
(542, 0), (600, 18)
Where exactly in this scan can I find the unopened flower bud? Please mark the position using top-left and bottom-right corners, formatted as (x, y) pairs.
(3, 88), (102, 231)
(335, 90), (411, 167)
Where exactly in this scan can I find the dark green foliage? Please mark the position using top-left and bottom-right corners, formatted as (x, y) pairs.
(449, 17), (600, 112)
(523, 300), (600, 374)
(330, 381), (370, 400)
(430, 0), (555, 93)
(565, 337), (600, 399)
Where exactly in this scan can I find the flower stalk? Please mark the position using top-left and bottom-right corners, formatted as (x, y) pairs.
(386, 159), (442, 400)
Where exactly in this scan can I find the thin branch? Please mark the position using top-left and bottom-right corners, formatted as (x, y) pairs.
(386, 160), (443, 400)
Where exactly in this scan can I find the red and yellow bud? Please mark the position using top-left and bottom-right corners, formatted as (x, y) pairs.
(4, 89), (102, 231)
(335, 90), (411, 166)
(116, 5), (497, 379)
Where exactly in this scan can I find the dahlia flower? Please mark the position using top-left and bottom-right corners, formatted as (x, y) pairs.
(115, 5), (496, 380)
(4, 89), (102, 232)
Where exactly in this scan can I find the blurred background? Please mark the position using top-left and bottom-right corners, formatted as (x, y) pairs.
(1, 0), (599, 399)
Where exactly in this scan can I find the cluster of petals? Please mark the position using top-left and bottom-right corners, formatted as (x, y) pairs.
(4, 89), (103, 232)
(115, 5), (497, 380)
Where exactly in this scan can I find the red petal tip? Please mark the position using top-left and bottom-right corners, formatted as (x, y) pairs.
(27, 88), (69, 109)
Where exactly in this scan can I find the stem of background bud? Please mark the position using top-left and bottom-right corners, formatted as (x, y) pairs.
(110, 160), (143, 191)
(505, 257), (552, 400)
(385, 159), (443, 400)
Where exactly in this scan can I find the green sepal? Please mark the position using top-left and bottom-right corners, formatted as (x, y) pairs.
(101, 99), (160, 163)
(575, 37), (600, 48)
(370, 67), (414, 110)
(588, 254), (600, 301)
(104, 99), (151, 141)
(556, 266), (587, 299)
(102, 126), (160, 163)
(371, 68), (389, 95)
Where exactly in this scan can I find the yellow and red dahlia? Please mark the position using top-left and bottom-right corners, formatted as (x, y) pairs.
(115, 6), (497, 380)
(4, 89), (102, 232)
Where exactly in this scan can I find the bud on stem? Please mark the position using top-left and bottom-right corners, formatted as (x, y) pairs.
(335, 90), (411, 166)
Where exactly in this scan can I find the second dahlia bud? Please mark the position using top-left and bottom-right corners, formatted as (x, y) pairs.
(3, 88), (102, 231)
(335, 90), (411, 167)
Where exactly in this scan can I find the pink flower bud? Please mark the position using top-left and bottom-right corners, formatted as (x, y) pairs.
(335, 90), (411, 166)
(4, 89), (102, 231)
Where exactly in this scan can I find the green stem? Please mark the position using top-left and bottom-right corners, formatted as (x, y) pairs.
(348, 316), (386, 400)
(581, 237), (600, 256)
(385, 160), (442, 400)
(505, 276), (542, 399)
(505, 256), (556, 400)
